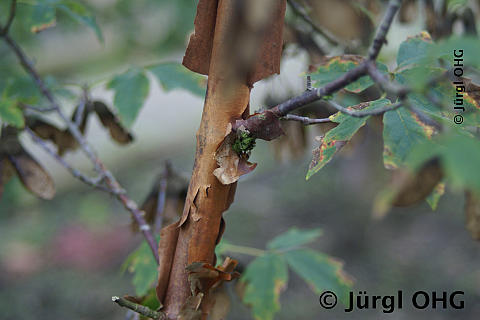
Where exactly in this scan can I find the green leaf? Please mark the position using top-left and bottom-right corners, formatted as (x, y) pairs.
(122, 239), (158, 297)
(4, 77), (42, 104)
(0, 98), (24, 127)
(407, 133), (480, 193)
(19, 1), (57, 33)
(426, 181), (445, 210)
(382, 107), (434, 169)
(397, 32), (434, 69)
(148, 63), (206, 97)
(429, 35), (480, 69)
(439, 134), (480, 192)
(107, 68), (149, 128)
(307, 99), (390, 179)
(284, 248), (352, 306)
(267, 227), (322, 250)
(309, 56), (388, 93)
(397, 71), (480, 128)
(241, 253), (288, 320)
(56, 0), (103, 42)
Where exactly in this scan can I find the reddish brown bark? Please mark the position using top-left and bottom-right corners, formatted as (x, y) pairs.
(157, 0), (286, 318)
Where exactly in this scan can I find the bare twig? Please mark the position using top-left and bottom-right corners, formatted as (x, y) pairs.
(282, 114), (331, 125)
(366, 61), (408, 97)
(25, 127), (113, 193)
(112, 296), (165, 320)
(0, 0), (16, 36)
(20, 103), (58, 113)
(253, 62), (369, 121)
(235, 0), (404, 132)
(287, 0), (345, 47)
(1, 24), (159, 263)
(328, 100), (404, 117)
(367, 0), (402, 61)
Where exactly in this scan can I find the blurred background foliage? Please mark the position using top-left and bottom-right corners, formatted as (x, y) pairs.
(1, 0), (480, 319)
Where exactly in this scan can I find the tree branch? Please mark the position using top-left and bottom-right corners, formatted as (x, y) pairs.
(328, 100), (404, 117)
(282, 114), (331, 125)
(0, 0), (16, 36)
(1, 24), (159, 263)
(367, 0), (402, 61)
(25, 127), (112, 193)
(112, 296), (165, 320)
(235, 0), (404, 134)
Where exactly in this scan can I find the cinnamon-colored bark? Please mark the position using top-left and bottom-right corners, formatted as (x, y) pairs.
(157, 0), (286, 318)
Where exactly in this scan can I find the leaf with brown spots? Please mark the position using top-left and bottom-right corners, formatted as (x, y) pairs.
(310, 55), (388, 93)
(241, 253), (288, 320)
(382, 107), (436, 170)
(307, 99), (390, 179)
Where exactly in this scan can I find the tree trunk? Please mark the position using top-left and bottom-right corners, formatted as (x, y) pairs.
(162, 2), (250, 318)
(158, 0), (286, 318)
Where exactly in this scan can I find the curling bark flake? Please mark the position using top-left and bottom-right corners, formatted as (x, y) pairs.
(156, 0), (286, 318)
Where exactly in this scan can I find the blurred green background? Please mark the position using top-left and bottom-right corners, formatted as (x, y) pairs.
(0, 0), (479, 319)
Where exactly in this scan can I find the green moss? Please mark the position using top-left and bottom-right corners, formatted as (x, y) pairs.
(232, 130), (256, 155)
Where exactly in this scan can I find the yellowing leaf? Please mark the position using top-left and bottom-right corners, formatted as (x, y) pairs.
(241, 253), (288, 320)
(307, 99), (390, 179)
(284, 249), (352, 305)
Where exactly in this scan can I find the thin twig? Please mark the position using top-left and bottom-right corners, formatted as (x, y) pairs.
(366, 61), (408, 97)
(282, 114), (331, 125)
(0, 0), (16, 36)
(328, 100), (404, 117)
(112, 296), (165, 320)
(287, 0), (344, 47)
(367, 0), (402, 61)
(25, 127), (113, 194)
(20, 103), (58, 113)
(236, 0), (403, 131)
(1, 27), (159, 263)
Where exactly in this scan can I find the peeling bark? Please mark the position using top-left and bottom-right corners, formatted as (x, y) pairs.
(158, 1), (286, 318)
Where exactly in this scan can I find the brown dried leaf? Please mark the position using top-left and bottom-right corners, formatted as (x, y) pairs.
(26, 118), (78, 155)
(399, 0), (418, 23)
(465, 191), (480, 240)
(7, 151), (56, 200)
(0, 127), (55, 200)
(93, 101), (134, 145)
(391, 158), (443, 207)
